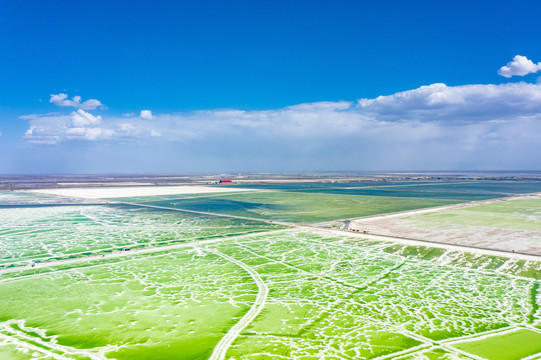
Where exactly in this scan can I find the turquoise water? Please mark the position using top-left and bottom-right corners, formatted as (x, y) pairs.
(141, 191), (458, 224)
(224, 181), (541, 200)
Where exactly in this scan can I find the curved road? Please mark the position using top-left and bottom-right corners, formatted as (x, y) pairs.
(207, 248), (268, 360)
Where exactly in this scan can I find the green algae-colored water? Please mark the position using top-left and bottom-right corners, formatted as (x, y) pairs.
(139, 191), (459, 224)
(1, 189), (541, 359)
(453, 329), (541, 359)
(116, 181), (541, 225)
(0, 250), (257, 360)
(224, 180), (541, 199)
(0, 204), (285, 268)
(1, 229), (540, 359)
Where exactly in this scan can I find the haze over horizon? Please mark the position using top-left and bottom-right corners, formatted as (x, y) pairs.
(1, 0), (540, 174)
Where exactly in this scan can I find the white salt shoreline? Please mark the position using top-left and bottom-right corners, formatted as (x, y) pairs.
(24, 185), (255, 199)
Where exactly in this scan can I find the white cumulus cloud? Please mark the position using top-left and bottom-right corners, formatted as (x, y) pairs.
(498, 55), (541, 78)
(71, 109), (102, 127)
(357, 82), (541, 122)
(140, 110), (154, 120)
(49, 93), (104, 110)
(23, 110), (114, 143)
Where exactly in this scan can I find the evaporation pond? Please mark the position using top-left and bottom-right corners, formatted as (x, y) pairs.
(452, 329), (541, 360)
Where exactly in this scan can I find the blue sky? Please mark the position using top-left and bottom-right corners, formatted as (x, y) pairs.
(1, 0), (541, 173)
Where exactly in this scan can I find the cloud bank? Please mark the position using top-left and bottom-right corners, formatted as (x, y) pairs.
(498, 55), (541, 78)
(19, 81), (541, 171)
(357, 82), (541, 122)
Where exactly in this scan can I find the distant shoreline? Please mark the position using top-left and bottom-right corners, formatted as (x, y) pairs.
(2, 172), (541, 190)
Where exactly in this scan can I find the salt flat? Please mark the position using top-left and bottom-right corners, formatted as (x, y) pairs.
(25, 185), (255, 199)
(3, 185), (541, 360)
(349, 195), (541, 255)
(3, 229), (540, 359)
